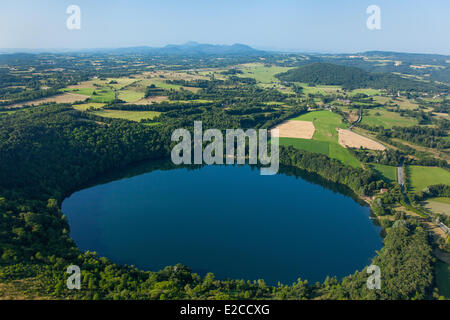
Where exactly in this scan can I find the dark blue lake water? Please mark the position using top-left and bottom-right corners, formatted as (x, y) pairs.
(62, 162), (382, 285)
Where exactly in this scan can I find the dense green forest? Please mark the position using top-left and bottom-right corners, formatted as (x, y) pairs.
(0, 104), (441, 299)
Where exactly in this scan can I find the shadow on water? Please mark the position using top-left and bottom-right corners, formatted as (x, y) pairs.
(76, 158), (367, 207)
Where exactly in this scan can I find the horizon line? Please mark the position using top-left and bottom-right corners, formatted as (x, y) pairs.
(0, 43), (449, 56)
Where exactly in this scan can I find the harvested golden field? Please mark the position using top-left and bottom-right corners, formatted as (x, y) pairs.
(271, 120), (315, 139)
(423, 198), (450, 216)
(433, 112), (449, 119)
(338, 129), (386, 150)
(7, 92), (88, 108)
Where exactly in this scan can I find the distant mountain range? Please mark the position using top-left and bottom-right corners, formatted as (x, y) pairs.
(1, 43), (450, 59)
(111, 41), (265, 55)
(0, 42), (265, 55)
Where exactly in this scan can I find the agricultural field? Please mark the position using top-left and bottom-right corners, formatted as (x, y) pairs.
(73, 102), (106, 111)
(91, 109), (160, 122)
(117, 90), (146, 103)
(5, 92), (88, 108)
(373, 95), (394, 105)
(337, 128), (386, 150)
(370, 163), (397, 183)
(295, 82), (342, 95)
(271, 120), (315, 139)
(62, 87), (115, 103)
(279, 138), (329, 155)
(237, 63), (291, 83)
(406, 166), (450, 193)
(372, 95), (421, 110)
(422, 197), (450, 216)
(350, 88), (382, 96)
(105, 78), (137, 90)
(361, 108), (418, 128)
(292, 111), (345, 141)
(280, 111), (361, 167)
(394, 97), (420, 110)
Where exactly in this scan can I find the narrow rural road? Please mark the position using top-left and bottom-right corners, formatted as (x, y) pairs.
(348, 107), (362, 130)
(397, 166), (404, 187)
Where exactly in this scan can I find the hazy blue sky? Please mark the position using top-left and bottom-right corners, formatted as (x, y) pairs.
(1, 0), (449, 54)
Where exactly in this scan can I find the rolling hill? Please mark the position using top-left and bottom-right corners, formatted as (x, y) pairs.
(276, 62), (447, 92)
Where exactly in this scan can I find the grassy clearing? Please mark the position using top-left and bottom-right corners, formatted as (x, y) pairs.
(91, 110), (160, 122)
(372, 96), (420, 111)
(139, 79), (184, 90)
(295, 83), (342, 95)
(106, 78), (137, 90)
(361, 108), (418, 128)
(283, 111), (360, 168)
(407, 166), (450, 193)
(370, 164), (397, 183)
(395, 97), (419, 110)
(118, 90), (146, 103)
(279, 138), (329, 155)
(429, 197), (450, 204)
(62, 87), (115, 103)
(0, 111), (17, 115)
(350, 88), (381, 96)
(237, 63), (291, 83)
(435, 261), (450, 298)
(72, 103), (105, 111)
(423, 198), (450, 216)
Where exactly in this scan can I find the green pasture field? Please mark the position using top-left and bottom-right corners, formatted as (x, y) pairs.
(370, 163), (397, 183)
(373, 96), (420, 110)
(293, 111), (346, 142)
(406, 166), (450, 193)
(373, 96), (394, 105)
(350, 88), (382, 96)
(328, 143), (360, 168)
(361, 108), (418, 128)
(237, 63), (292, 83)
(117, 90), (146, 103)
(106, 78), (137, 90)
(72, 103), (105, 111)
(279, 138), (329, 155)
(294, 83), (342, 95)
(395, 97), (420, 110)
(91, 109), (160, 122)
(63, 87), (115, 103)
(140, 79), (184, 90)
